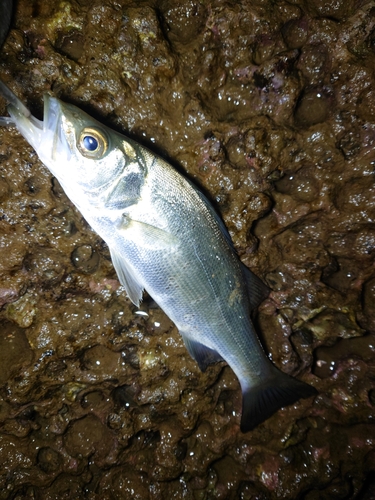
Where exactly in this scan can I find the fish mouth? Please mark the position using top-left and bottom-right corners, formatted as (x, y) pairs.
(0, 81), (64, 159)
(43, 93), (61, 137)
(42, 94), (68, 163)
(0, 80), (43, 151)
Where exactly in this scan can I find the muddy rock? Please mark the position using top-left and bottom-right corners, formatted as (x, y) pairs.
(0, 321), (33, 384)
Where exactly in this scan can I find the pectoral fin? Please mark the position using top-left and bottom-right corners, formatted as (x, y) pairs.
(119, 216), (178, 250)
(181, 333), (223, 372)
(110, 247), (144, 306)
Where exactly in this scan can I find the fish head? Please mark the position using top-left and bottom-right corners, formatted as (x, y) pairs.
(37, 95), (136, 203)
(1, 81), (147, 211)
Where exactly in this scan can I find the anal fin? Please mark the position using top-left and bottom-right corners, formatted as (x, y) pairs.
(181, 334), (223, 372)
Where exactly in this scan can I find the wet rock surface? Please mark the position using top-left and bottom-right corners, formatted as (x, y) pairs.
(0, 0), (374, 498)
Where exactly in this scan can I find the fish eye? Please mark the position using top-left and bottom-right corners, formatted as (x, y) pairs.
(82, 135), (98, 151)
(78, 127), (108, 159)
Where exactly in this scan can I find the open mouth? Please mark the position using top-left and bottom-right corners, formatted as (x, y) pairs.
(0, 82), (66, 161)
(43, 94), (61, 137)
(0, 80), (44, 152)
(42, 94), (68, 163)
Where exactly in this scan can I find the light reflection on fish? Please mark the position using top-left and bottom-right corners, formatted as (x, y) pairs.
(0, 81), (317, 431)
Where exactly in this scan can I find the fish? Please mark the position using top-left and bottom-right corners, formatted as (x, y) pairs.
(0, 80), (317, 431)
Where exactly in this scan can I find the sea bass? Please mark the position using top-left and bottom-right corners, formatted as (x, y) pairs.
(0, 81), (316, 431)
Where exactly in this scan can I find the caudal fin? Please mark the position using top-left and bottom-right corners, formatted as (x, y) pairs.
(241, 370), (317, 432)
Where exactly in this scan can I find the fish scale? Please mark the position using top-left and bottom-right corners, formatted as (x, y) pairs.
(0, 80), (317, 431)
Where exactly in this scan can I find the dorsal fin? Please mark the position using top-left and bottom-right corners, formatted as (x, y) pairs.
(241, 264), (270, 310)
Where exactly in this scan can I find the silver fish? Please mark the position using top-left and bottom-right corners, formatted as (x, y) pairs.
(0, 81), (316, 431)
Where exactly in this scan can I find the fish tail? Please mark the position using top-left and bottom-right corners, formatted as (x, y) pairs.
(240, 368), (317, 432)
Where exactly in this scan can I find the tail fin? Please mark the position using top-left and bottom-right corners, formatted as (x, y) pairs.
(241, 369), (317, 432)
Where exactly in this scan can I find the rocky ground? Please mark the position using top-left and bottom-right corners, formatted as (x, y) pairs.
(0, 0), (374, 498)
